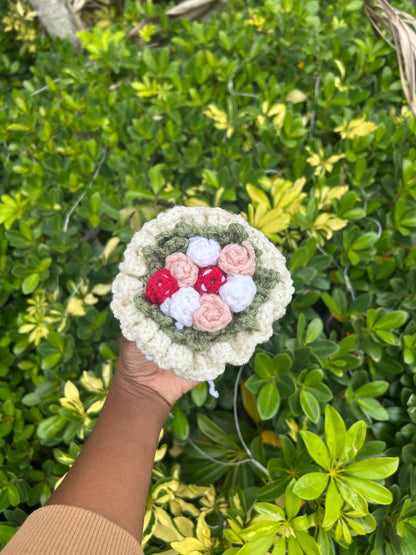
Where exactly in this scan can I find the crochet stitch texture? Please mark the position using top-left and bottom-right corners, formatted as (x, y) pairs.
(111, 206), (294, 381)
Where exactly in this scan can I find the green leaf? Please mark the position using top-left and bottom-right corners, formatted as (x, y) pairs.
(191, 382), (208, 406)
(255, 353), (274, 378)
(37, 415), (66, 440)
(0, 524), (16, 543)
(297, 312), (306, 344)
(304, 318), (323, 345)
(293, 472), (329, 500)
(41, 352), (63, 370)
(316, 528), (332, 555)
(354, 381), (389, 398)
(245, 375), (265, 394)
(303, 369), (324, 386)
(271, 535), (286, 555)
(321, 292), (342, 316)
(257, 383), (280, 420)
(293, 530), (321, 555)
(47, 332), (65, 351)
(237, 535), (276, 555)
(273, 353), (292, 374)
(337, 479), (368, 513)
(241, 521), (282, 542)
(344, 517), (366, 535)
(346, 0), (364, 11)
(3, 400), (15, 416)
(254, 502), (285, 520)
(125, 189), (155, 200)
(149, 164), (165, 194)
(287, 536), (303, 555)
(401, 531), (416, 554)
(312, 340), (339, 359)
(323, 72), (335, 100)
(7, 484), (19, 506)
(322, 480), (342, 529)
(357, 398), (389, 420)
(173, 411), (189, 441)
(300, 390), (320, 423)
(374, 329), (400, 345)
(299, 431), (331, 469)
(289, 248), (308, 271)
(291, 514), (310, 531)
(197, 414), (239, 449)
(325, 405), (346, 461)
(351, 232), (378, 250)
(342, 476), (393, 504)
(344, 457), (399, 479)
(373, 310), (408, 330)
(22, 273), (39, 294)
(248, 35), (264, 60)
(285, 481), (302, 519)
(341, 420), (367, 462)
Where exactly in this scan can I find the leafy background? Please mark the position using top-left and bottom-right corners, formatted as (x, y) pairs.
(1, 0), (416, 553)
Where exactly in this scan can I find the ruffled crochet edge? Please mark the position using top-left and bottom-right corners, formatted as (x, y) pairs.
(111, 206), (294, 381)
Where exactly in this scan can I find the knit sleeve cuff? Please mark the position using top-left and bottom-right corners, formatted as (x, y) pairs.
(2, 504), (144, 555)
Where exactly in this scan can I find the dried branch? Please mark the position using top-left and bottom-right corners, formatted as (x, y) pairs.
(365, 0), (416, 116)
(128, 0), (227, 38)
(165, 0), (227, 21)
(29, 0), (83, 47)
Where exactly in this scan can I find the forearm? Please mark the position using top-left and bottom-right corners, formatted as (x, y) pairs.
(47, 372), (171, 540)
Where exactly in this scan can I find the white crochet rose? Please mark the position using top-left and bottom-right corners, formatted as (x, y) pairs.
(160, 287), (201, 330)
(186, 237), (221, 267)
(219, 275), (257, 312)
(111, 206), (294, 381)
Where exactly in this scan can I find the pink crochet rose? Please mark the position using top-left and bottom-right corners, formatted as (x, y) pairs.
(193, 294), (232, 332)
(165, 252), (199, 288)
(217, 240), (256, 276)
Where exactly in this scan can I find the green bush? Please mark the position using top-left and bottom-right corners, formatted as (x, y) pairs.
(1, 0), (416, 552)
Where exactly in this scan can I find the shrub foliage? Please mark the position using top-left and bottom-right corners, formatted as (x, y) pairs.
(1, 0), (416, 552)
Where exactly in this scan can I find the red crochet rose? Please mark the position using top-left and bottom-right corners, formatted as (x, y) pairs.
(194, 266), (226, 294)
(146, 269), (179, 305)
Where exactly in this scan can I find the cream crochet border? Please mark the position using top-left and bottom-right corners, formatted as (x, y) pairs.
(111, 206), (294, 381)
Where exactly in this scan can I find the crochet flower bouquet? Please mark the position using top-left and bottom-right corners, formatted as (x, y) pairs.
(111, 207), (294, 381)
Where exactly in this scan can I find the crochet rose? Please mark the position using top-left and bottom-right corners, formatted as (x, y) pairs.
(165, 252), (199, 288)
(217, 240), (256, 276)
(160, 287), (201, 329)
(146, 269), (179, 305)
(219, 275), (257, 312)
(186, 237), (221, 267)
(193, 294), (232, 332)
(194, 266), (226, 294)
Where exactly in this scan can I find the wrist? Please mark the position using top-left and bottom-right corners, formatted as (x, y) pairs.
(110, 372), (172, 417)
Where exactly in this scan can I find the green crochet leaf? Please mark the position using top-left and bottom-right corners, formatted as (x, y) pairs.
(140, 222), (261, 279)
(134, 266), (279, 352)
(133, 219), (279, 351)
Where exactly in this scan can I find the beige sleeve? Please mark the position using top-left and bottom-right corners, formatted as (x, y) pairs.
(1, 504), (144, 555)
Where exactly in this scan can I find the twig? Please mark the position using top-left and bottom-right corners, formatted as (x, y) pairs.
(365, 0), (416, 117)
(30, 79), (61, 96)
(309, 74), (321, 140)
(227, 79), (259, 99)
(63, 146), (107, 232)
(366, 216), (383, 239)
(233, 365), (269, 477)
(307, 231), (356, 299)
(343, 265), (356, 300)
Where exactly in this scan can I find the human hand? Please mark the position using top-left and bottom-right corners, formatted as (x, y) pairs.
(114, 335), (199, 407)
